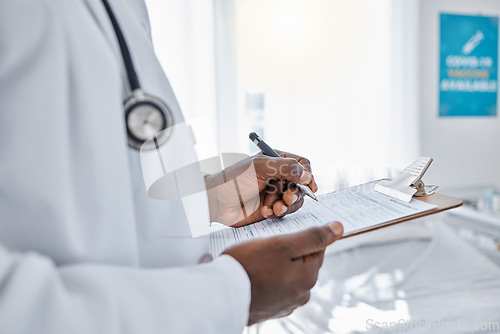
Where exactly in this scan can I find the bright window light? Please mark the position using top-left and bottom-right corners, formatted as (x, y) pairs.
(146, 0), (419, 193)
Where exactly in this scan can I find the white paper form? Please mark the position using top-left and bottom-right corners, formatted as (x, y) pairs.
(209, 183), (437, 256)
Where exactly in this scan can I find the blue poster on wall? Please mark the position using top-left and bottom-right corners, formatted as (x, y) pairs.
(440, 13), (498, 117)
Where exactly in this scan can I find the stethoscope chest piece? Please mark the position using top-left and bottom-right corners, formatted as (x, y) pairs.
(124, 89), (174, 150)
(101, 0), (174, 150)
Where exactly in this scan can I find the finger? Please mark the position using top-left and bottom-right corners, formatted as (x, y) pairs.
(274, 307), (296, 319)
(260, 205), (275, 219)
(253, 156), (312, 186)
(273, 151), (318, 193)
(297, 291), (311, 307)
(300, 260), (321, 290)
(261, 179), (286, 218)
(282, 184), (304, 206)
(275, 150), (312, 173)
(286, 222), (344, 258)
(282, 198), (304, 217)
(287, 250), (325, 296)
(300, 248), (325, 273)
(269, 197), (305, 219)
(308, 176), (319, 193)
(272, 199), (288, 217)
(264, 179), (286, 206)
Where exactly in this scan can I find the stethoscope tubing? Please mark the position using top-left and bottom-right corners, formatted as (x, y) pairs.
(101, 0), (141, 91)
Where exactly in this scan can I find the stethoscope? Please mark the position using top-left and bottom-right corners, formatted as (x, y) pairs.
(101, 0), (173, 150)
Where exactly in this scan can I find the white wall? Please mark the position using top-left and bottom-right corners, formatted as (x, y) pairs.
(223, 0), (421, 191)
(145, 0), (219, 159)
(419, 0), (500, 189)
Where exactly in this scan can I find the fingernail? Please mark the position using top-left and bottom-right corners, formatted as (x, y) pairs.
(299, 170), (312, 184)
(291, 194), (298, 203)
(328, 222), (343, 236)
(280, 206), (288, 215)
(264, 206), (273, 217)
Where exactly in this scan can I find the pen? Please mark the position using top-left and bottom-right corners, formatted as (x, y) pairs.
(249, 132), (318, 202)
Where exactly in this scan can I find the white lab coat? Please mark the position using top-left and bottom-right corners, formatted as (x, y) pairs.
(0, 0), (250, 333)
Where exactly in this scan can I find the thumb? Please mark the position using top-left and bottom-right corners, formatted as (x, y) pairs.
(286, 222), (344, 258)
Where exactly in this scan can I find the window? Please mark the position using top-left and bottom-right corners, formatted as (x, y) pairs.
(147, 0), (419, 193)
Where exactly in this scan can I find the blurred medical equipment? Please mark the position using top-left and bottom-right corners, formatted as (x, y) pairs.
(441, 184), (500, 265)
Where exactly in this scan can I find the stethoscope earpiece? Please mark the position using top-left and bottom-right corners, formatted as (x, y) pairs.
(102, 0), (173, 150)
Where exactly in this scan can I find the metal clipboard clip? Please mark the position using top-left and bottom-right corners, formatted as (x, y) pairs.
(374, 157), (438, 202)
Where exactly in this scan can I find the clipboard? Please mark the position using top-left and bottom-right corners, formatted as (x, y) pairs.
(208, 157), (464, 256)
(341, 190), (463, 239)
(342, 157), (463, 238)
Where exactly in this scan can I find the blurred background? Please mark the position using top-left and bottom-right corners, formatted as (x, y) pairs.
(144, 0), (499, 196)
(142, 1), (500, 332)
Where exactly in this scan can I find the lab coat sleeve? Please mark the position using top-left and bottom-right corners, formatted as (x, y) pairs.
(0, 1), (250, 333)
(0, 244), (250, 334)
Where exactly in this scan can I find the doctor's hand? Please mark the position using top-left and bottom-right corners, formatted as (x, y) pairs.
(205, 151), (318, 227)
(223, 221), (344, 325)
